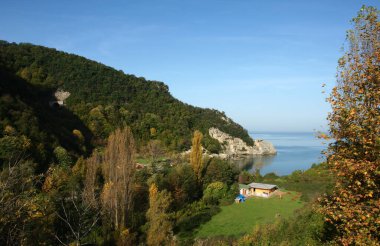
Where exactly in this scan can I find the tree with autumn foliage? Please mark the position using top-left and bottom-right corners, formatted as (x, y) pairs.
(146, 183), (173, 246)
(190, 130), (203, 181)
(101, 127), (136, 233)
(0, 158), (48, 244)
(321, 6), (380, 245)
(83, 151), (101, 208)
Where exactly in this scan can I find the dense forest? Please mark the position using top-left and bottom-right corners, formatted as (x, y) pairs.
(0, 40), (252, 169)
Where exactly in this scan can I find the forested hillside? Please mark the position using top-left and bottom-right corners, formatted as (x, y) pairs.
(0, 41), (252, 168)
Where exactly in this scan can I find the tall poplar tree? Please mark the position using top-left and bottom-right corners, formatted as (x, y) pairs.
(190, 130), (203, 181)
(83, 151), (100, 208)
(146, 183), (173, 246)
(101, 127), (136, 231)
(321, 6), (380, 245)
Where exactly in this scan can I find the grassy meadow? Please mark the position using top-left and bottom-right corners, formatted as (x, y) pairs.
(195, 191), (304, 238)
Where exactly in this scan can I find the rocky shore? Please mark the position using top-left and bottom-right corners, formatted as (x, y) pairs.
(183, 128), (277, 160)
(208, 128), (276, 159)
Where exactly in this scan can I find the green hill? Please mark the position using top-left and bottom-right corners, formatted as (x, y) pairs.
(0, 40), (253, 168)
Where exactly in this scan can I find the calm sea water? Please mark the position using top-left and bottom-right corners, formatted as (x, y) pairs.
(234, 132), (329, 176)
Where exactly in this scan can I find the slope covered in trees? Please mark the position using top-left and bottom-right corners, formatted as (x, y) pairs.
(0, 41), (253, 167)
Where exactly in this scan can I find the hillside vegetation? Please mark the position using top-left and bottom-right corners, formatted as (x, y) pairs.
(0, 41), (252, 168)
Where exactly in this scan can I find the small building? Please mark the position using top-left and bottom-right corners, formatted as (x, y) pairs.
(239, 184), (251, 196)
(239, 182), (278, 198)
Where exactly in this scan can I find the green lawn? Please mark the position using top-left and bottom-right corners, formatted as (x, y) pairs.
(195, 191), (304, 238)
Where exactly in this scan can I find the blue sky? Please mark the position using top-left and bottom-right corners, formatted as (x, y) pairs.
(1, 0), (379, 132)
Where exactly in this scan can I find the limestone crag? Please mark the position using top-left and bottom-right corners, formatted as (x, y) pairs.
(54, 90), (71, 105)
(49, 89), (71, 107)
(208, 127), (276, 158)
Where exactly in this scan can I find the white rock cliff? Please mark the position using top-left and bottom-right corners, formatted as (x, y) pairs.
(208, 127), (276, 159)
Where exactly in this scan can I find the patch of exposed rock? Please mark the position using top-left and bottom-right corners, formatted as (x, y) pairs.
(55, 90), (70, 102)
(208, 127), (276, 159)
(49, 89), (70, 107)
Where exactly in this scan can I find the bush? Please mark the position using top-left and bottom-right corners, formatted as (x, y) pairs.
(263, 172), (279, 180)
(203, 182), (228, 205)
(203, 158), (239, 187)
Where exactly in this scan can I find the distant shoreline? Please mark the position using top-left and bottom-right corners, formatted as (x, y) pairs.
(249, 131), (317, 134)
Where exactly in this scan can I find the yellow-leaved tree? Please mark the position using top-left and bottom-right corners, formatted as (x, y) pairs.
(101, 127), (136, 232)
(190, 130), (203, 181)
(321, 6), (380, 245)
(146, 183), (173, 246)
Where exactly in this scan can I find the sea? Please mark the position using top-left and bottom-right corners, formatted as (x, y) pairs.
(233, 132), (330, 176)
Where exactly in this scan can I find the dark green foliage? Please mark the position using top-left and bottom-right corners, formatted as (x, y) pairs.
(263, 172), (279, 180)
(174, 201), (221, 242)
(203, 158), (239, 188)
(132, 169), (150, 218)
(238, 168), (263, 183)
(0, 69), (93, 170)
(238, 170), (254, 184)
(53, 146), (72, 167)
(202, 134), (222, 154)
(203, 182), (229, 205)
(148, 164), (201, 210)
(202, 182), (237, 207)
(0, 41), (253, 168)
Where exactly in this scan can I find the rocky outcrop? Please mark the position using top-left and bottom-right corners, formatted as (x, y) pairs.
(208, 127), (276, 159)
(49, 89), (70, 107)
(55, 90), (71, 103)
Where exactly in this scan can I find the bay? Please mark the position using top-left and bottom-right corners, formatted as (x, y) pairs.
(234, 132), (329, 176)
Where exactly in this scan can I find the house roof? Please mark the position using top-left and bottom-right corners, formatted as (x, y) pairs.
(248, 182), (278, 190)
(239, 184), (250, 189)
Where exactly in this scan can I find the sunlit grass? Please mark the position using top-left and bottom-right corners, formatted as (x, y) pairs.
(195, 191), (303, 238)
